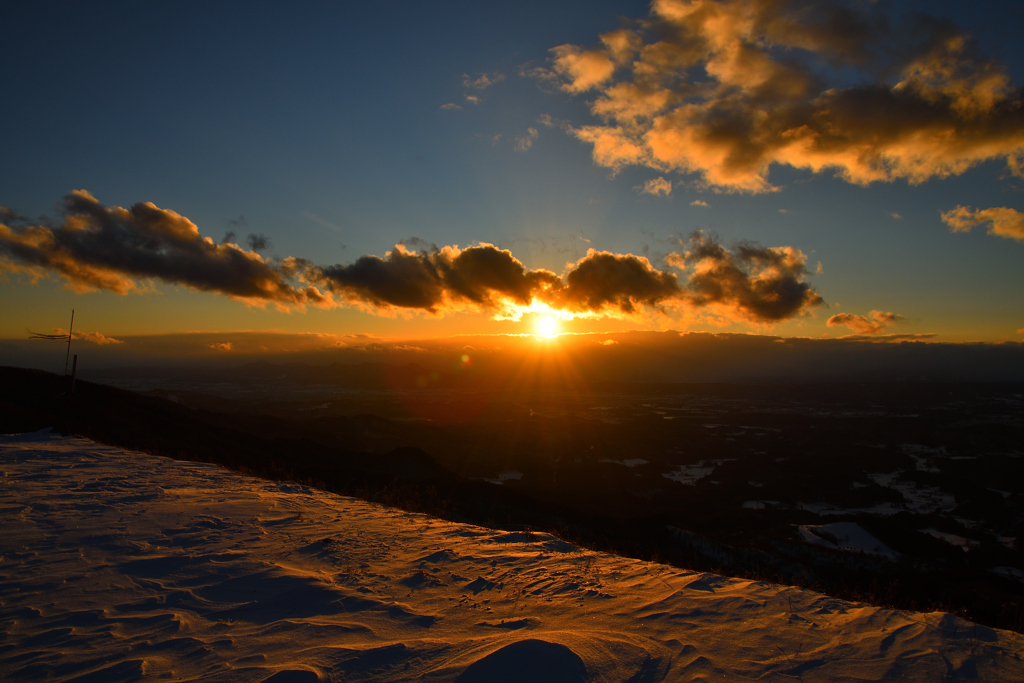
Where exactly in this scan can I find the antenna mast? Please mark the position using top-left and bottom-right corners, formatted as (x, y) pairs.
(64, 309), (74, 376)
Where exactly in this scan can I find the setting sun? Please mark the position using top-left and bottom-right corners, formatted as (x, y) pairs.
(536, 316), (559, 336)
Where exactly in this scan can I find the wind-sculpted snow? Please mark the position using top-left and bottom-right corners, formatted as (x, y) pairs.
(1, 431), (1022, 681)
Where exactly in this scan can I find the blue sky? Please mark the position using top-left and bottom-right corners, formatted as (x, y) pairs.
(2, 0), (1022, 344)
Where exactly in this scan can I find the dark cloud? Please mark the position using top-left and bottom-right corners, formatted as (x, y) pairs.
(444, 245), (561, 306)
(0, 190), (328, 307)
(1, 192), (822, 325)
(308, 243), (561, 314)
(668, 233), (824, 322)
(311, 246), (448, 311)
(247, 234), (271, 251)
(550, 250), (682, 314)
(399, 236), (437, 251)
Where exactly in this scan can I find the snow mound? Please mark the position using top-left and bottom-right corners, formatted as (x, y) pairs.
(456, 639), (586, 682)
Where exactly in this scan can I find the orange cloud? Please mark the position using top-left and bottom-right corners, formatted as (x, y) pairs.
(76, 330), (123, 345)
(550, 45), (617, 93)
(828, 310), (905, 336)
(51, 328), (124, 345)
(544, 0), (1024, 192)
(941, 205), (1024, 241)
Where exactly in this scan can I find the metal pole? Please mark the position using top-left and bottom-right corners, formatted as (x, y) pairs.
(64, 309), (75, 375)
(71, 355), (78, 394)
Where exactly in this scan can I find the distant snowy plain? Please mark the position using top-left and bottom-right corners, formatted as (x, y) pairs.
(2, 431), (1022, 681)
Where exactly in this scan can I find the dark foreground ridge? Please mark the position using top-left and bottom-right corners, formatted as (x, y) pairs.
(2, 364), (1022, 633)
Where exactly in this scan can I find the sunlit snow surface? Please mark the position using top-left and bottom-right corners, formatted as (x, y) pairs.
(2, 431), (1023, 682)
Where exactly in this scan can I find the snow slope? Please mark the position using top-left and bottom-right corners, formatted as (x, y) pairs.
(2, 431), (1022, 681)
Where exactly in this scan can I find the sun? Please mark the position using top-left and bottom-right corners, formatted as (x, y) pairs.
(536, 316), (559, 336)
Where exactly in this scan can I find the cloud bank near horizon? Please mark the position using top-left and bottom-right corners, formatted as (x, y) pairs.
(3, 329), (1021, 384)
(0, 192), (824, 325)
(539, 0), (1024, 193)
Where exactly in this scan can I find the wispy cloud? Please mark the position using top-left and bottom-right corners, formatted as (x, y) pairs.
(51, 328), (123, 345)
(300, 211), (344, 233)
(941, 205), (1024, 241)
(827, 310), (905, 335)
(832, 333), (937, 342)
(638, 177), (672, 196)
(542, 0), (1024, 193)
(247, 234), (271, 251)
(514, 127), (539, 151)
(462, 72), (504, 90)
(460, 71), (505, 106)
(690, 199), (709, 207)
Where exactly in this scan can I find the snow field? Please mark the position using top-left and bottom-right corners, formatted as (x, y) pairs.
(2, 431), (1022, 681)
